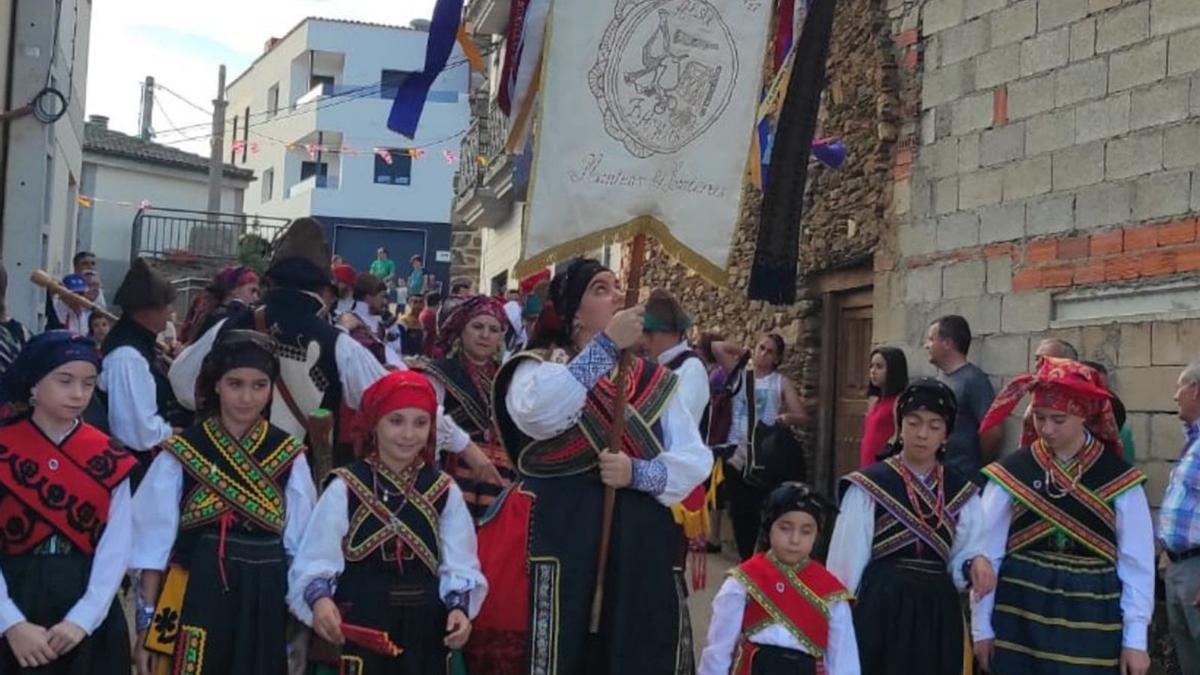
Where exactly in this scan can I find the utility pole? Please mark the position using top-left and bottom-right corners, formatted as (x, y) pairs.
(206, 65), (227, 216)
(139, 76), (155, 140)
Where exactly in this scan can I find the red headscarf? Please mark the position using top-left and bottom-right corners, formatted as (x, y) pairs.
(354, 371), (439, 463)
(332, 264), (357, 287)
(979, 356), (1123, 456)
(437, 295), (509, 351)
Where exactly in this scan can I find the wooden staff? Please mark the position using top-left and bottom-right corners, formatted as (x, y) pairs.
(589, 232), (648, 634)
(30, 269), (118, 322)
(30, 269), (175, 365)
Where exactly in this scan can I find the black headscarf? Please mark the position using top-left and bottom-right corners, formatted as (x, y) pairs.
(757, 481), (837, 552)
(2, 331), (101, 405)
(196, 330), (279, 415)
(530, 258), (610, 349)
(876, 377), (959, 462)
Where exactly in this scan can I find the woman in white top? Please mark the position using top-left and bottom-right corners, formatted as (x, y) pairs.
(714, 334), (807, 560)
(466, 258), (711, 675)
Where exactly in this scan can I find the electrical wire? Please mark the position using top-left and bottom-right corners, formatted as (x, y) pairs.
(154, 82), (213, 116)
(145, 45), (495, 142)
(153, 97), (181, 138)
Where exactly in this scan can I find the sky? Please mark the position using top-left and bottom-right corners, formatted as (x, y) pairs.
(85, 0), (438, 157)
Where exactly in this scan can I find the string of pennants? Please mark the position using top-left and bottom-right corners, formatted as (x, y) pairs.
(228, 139), (489, 167)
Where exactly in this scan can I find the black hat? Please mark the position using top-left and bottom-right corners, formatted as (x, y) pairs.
(2, 330), (101, 406)
(113, 258), (176, 310)
(267, 217), (331, 292)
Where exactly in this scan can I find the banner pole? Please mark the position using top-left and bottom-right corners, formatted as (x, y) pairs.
(589, 232), (647, 634)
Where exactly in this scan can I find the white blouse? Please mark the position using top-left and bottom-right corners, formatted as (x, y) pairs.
(100, 347), (174, 452)
(969, 481), (1156, 650)
(0, 479), (133, 635)
(657, 341), (711, 427)
(825, 481), (987, 595)
(504, 357), (712, 506)
(286, 476), (487, 625)
(698, 575), (860, 675)
(129, 451), (318, 571)
(169, 318), (470, 453)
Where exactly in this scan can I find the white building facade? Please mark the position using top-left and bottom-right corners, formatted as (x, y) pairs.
(228, 17), (469, 287)
(79, 116), (253, 295)
(0, 0), (92, 327)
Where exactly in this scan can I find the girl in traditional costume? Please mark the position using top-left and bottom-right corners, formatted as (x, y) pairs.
(0, 332), (137, 673)
(699, 482), (858, 675)
(826, 377), (993, 675)
(289, 370), (487, 674)
(970, 357), (1154, 675)
(412, 295), (514, 520)
(131, 330), (318, 675)
(467, 257), (711, 675)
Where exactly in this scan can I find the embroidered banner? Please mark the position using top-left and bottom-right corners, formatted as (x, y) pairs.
(515, 0), (773, 284)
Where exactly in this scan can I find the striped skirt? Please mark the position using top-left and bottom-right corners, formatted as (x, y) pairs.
(991, 550), (1123, 674)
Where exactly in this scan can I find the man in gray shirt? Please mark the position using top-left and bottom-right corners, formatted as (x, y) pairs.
(925, 315), (1000, 479)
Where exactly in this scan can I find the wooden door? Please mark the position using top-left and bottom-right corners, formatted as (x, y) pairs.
(831, 289), (873, 481)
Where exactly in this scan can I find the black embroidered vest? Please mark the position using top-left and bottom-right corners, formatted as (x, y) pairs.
(982, 441), (1145, 562)
(840, 456), (978, 562)
(167, 417), (303, 536)
(332, 458), (452, 577)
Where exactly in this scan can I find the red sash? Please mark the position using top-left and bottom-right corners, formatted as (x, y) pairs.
(0, 419), (136, 554)
(730, 553), (850, 675)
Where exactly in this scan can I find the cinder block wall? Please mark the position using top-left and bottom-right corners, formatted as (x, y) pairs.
(876, 0), (1200, 514)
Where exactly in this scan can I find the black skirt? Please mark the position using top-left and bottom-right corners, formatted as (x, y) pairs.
(332, 562), (449, 675)
(524, 473), (695, 675)
(0, 553), (130, 675)
(172, 530), (289, 675)
(991, 550), (1122, 674)
(852, 557), (968, 675)
(737, 644), (817, 675)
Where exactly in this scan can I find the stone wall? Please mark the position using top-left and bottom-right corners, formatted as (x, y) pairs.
(876, 0), (1200, 520)
(449, 220), (483, 287)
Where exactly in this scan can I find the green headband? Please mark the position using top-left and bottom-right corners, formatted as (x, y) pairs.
(643, 312), (693, 334)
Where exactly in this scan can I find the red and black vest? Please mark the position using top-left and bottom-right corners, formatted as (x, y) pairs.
(493, 349), (679, 476)
(729, 552), (851, 674)
(0, 418), (136, 555)
(413, 356), (498, 444)
(982, 438), (1145, 562)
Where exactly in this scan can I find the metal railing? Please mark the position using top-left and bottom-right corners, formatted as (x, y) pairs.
(454, 99), (512, 199)
(130, 207), (291, 265)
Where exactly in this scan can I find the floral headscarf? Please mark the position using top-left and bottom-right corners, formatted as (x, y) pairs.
(437, 295), (509, 352)
(979, 356), (1122, 457)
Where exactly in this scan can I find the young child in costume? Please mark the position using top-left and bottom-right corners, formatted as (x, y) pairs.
(699, 482), (859, 675)
(131, 330), (317, 675)
(288, 370), (487, 674)
(0, 332), (137, 674)
(826, 377), (993, 675)
(971, 357), (1153, 675)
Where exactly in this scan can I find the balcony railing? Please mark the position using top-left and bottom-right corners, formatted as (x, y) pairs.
(455, 100), (512, 199)
(130, 207), (291, 265)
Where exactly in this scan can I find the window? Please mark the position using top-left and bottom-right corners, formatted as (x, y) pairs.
(301, 161), (329, 185)
(310, 75), (334, 95)
(374, 150), (412, 186)
(490, 271), (508, 297)
(267, 84), (279, 117)
(230, 116), (239, 163)
(261, 168), (274, 201)
(381, 69), (415, 99)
